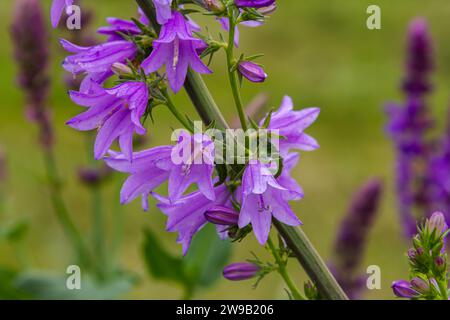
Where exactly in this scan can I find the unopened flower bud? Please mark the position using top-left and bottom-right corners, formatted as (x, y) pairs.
(111, 62), (133, 76)
(234, 0), (276, 9)
(427, 212), (448, 235)
(205, 206), (239, 226)
(407, 249), (417, 260)
(223, 262), (259, 281)
(435, 256), (445, 268)
(204, 0), (225, 12)
(411, 277), (429, 293)
(238, 61), (267, 83)
(392, 280), (420, 298)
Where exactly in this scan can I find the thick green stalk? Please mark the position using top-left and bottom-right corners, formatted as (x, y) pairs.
(267, 237), (304, 300)
(273, 221), (348, 300)
(136, 0), (348, 300)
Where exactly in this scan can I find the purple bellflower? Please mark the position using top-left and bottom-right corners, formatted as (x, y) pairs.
(154, 185), (231, 255)
(141, 11), (211, 93)
(239, 160), (302, 245)
(67, 80), (149, 160)
(60, 39), (137, 91)
(104, 131), (216, 210)
(153, 0), (173, 25)
(264, 96), (320, 156)
(50, 0), (74, 28)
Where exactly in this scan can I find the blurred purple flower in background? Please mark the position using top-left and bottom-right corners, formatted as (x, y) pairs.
(330, 179), (383, 299)
(386, 18), (435, 237)
(11, 0), (53, 149)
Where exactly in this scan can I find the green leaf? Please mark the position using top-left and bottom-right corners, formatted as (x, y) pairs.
(142, 228), (187, 285)
(15, 271), (135, 300)
(183, 224), (231, 289)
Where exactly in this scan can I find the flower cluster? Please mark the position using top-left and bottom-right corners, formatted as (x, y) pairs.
(52, 0), (323, 255)
(392, 212), (449, 300)
(385, 18), (450, 237)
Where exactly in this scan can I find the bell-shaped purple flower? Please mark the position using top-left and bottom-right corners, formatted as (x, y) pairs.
(264, 96), (320, 156)
(105, 147), (172, 211)
(234, 0), (275, 8)
(50, 0), (74, 28)
(167, 131), (216, 201)
(239, 160), (302, 245)
(105, 131), (216, 210)
(60, 39), (137, 87)
(153, 0), (173, 25)
(97, 18), (142, 41)
(154, 185), (231, 254)
(392, 280), (420, 299)
(67, 80), (149, 160)
(141, 11), (211, 93)
(223, 262), (260, 281)
(238, 61), (267, 83)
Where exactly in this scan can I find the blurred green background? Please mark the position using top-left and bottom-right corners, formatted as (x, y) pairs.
(1, 0), (450, 299)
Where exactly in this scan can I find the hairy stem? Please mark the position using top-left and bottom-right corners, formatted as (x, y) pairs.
(267, 237), (304, 300)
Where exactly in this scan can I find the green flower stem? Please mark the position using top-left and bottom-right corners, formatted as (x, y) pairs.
(136, 0), (348, 300)
(273, 220), (348, 300)
(226, 15), (248, 132)
(438, 280), (449, 300)
(267, 237), (304, 300)
(163, 89), (194, 132)
(42, 149), (90, 268)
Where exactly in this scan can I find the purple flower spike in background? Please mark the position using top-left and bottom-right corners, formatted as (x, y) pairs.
(67, 80), (149, 160)
(141, 11), (211, 93)
(385, 18), (435, 237)
(155, 185), (231, 254)
(50, 0), (74, 28)
(153, 0), (173, 25)
(238, 61), (267, 83)
(223, 262), (260, 281)
(12, 0), (53, 149)
(331, 179), (383, 299)
(239, 160), (302, 245)
(392, 280), (420, 299)
(264, 96), (320, 156)
(234, 0), (275, 8)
